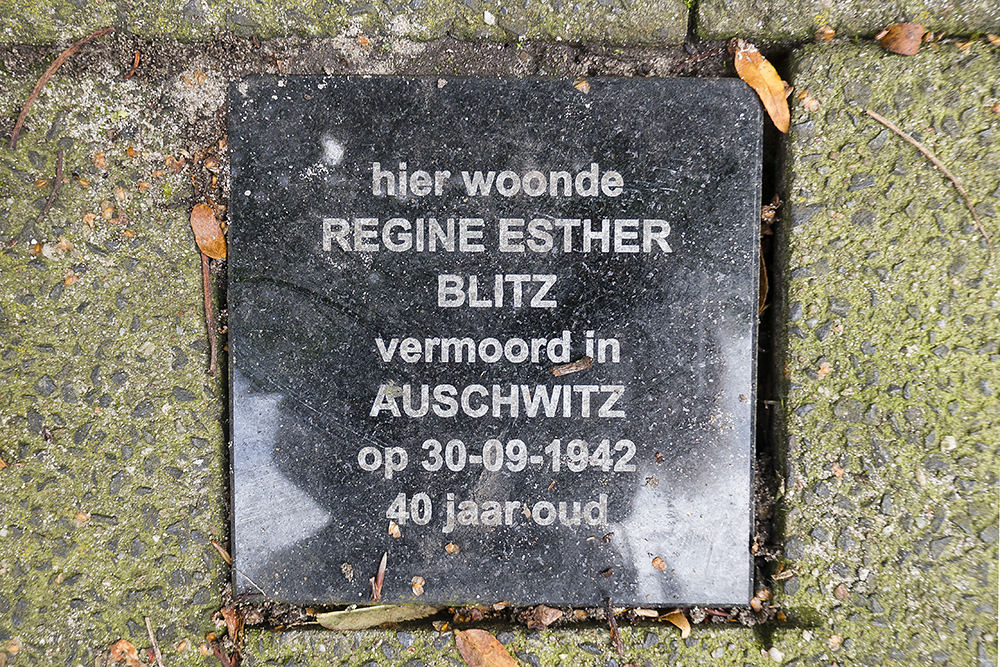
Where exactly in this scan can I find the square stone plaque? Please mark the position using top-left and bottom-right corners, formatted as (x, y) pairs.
(228, 76), (760, 607)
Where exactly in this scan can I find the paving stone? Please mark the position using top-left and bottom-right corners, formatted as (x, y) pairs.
(698, 0), (1000, 40)
(0, 0), (688, 45)
(770, 41), (999, 666)
(0, 65), (226, 666)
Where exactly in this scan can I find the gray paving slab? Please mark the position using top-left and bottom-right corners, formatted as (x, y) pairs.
(766, 40), (999, 666)
(698, 0), (1000, 40)
(0, 0), (689, 46)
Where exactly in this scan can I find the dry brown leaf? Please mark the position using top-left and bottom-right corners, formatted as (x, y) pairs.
(732, 39), (789, 133)
(454, 629), (517, 667)
(190, 203), (226, 259)
(878, 23), (925, 55)
(662, 610), (691, 638)
(814, 25), (835, 42)
(445, 542), (460, 554)
(652, 556), (667, 572)
(573, 77), (590, 94)
(526, 605), (563, 630)
(221, 606), (243, 644)
(109, 639), (141, 667)
(388, 521), (402, 538)
(988, 34), (1000, 46)
(411, 575), (426, 596)
(210, 539), (233, 565)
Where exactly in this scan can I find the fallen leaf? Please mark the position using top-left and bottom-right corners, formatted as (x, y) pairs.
(109, 639), (141, 667)
(189, 203), (226, 259)
(732, 39), (789, 133)
(316, 604), (440, 630)
(445, 542), (460, 554)
(799, 90), (820, 112)
(652, 556), (667, 572)
(370, 551), (388, 601)
(988, 34), (1000, 46)
(878, 23), (925, 55)
(526, 605), (563, 630)
(454, 629), (517, 667)
(220, 606), (243, 644)
(662, 610), (691, 638)
(573, 77), (590, 94)
(72, 510), (89, 526)
(93, 152), (107, 172)
(388, 521), (402, 538)
(210, 539), (232, 565)
(633, 608), (658, 618)
(411, 575), (426, 596)
(0, 456), (7, 469)
(814, 25), (835, 42)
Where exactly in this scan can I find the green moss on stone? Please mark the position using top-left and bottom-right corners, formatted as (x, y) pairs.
(0, 70), (227, 667)
(768, 41), (999, 666)
(698, 0), (1000, 40)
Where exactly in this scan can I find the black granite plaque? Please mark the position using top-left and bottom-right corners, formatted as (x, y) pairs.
(228, 76), (760, 607)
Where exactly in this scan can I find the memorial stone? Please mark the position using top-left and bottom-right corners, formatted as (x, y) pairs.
(228, 76), (761, 606)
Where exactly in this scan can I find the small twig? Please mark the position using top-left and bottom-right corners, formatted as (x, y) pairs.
(604, 598), (624, 656)
(125, 49), (141, 80)
(370, 552), (387, 601)
(145, 617), (165, 667)
(208, 539), (264, 595)
(550, 356), (593, 377)
(758, 253), (769, 314)
(865, 109), (992, 257)
(702, 608), (733, 618)
(202, 252), (218, 376)
(9, 26), (114, 149)
(234, 567), (265, 596)
(210, 642), (236, 667)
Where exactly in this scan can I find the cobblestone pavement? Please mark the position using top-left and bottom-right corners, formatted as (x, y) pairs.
(0, 7), (997, 667)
